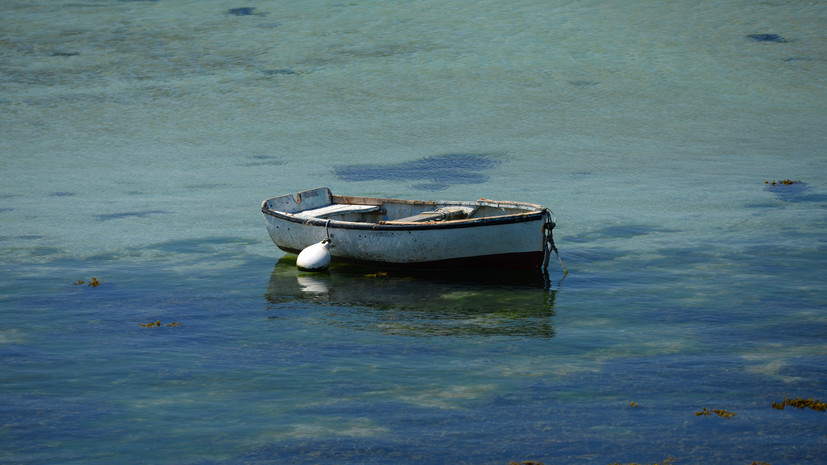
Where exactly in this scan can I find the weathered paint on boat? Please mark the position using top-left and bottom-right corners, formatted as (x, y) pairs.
(261, 187), (556, 270)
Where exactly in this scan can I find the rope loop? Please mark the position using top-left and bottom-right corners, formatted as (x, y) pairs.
(542, 209), (567, 275)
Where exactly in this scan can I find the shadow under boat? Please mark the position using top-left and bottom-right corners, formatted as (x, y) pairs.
(264, 256), (557, 338)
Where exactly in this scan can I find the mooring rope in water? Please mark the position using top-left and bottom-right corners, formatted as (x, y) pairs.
(549, 233), (568, 277)
(543, 211), (568, 276)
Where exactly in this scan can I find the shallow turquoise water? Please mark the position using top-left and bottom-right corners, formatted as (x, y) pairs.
(2, 1), (826, 464)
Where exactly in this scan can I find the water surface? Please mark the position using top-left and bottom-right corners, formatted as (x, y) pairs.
(1, 1), (826, 464)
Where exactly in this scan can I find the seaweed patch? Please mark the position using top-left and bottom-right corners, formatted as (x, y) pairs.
(140, 320), (182, 328)
(763, 179), (816, 202)
(772, 396), (826, 412)
(695, 407), (736, 419)
(335, 153), (501, 191)
(73, 277), (101, 287)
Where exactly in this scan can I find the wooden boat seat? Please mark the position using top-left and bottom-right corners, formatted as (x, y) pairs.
(388, 206), (477, 223)
(295, 203), (382, 219)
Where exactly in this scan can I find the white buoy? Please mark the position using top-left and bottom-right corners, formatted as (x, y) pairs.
(296, 239), (331, 272)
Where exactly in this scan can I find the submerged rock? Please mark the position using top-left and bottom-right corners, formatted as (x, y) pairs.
(747, 33), (788, 43)
(228, 7), (257, 16)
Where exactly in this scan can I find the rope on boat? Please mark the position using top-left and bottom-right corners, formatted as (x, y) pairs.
(543, 211), (568, 276)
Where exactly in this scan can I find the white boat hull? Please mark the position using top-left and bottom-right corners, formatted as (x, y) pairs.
(262, 188), (555, 270)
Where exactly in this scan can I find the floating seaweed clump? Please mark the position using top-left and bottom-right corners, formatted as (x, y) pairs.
(507, 461), (544, 465)
(364, 272), (388, 278)
(629, 401), (639, 408)
(140, 320), (181, 328)
(73, 277), (101, 287)
(695, 407), (736, 419)
(765, 179), (801, 186)
(772, 396), (826, 412)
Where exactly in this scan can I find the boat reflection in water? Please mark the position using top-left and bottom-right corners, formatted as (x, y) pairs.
(264, 256), (556, 338)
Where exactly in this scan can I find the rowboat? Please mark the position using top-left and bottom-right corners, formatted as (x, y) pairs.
(261, 187), (561, 271)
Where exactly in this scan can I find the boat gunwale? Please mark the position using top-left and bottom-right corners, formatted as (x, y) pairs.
(261, 194), (550, 231)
